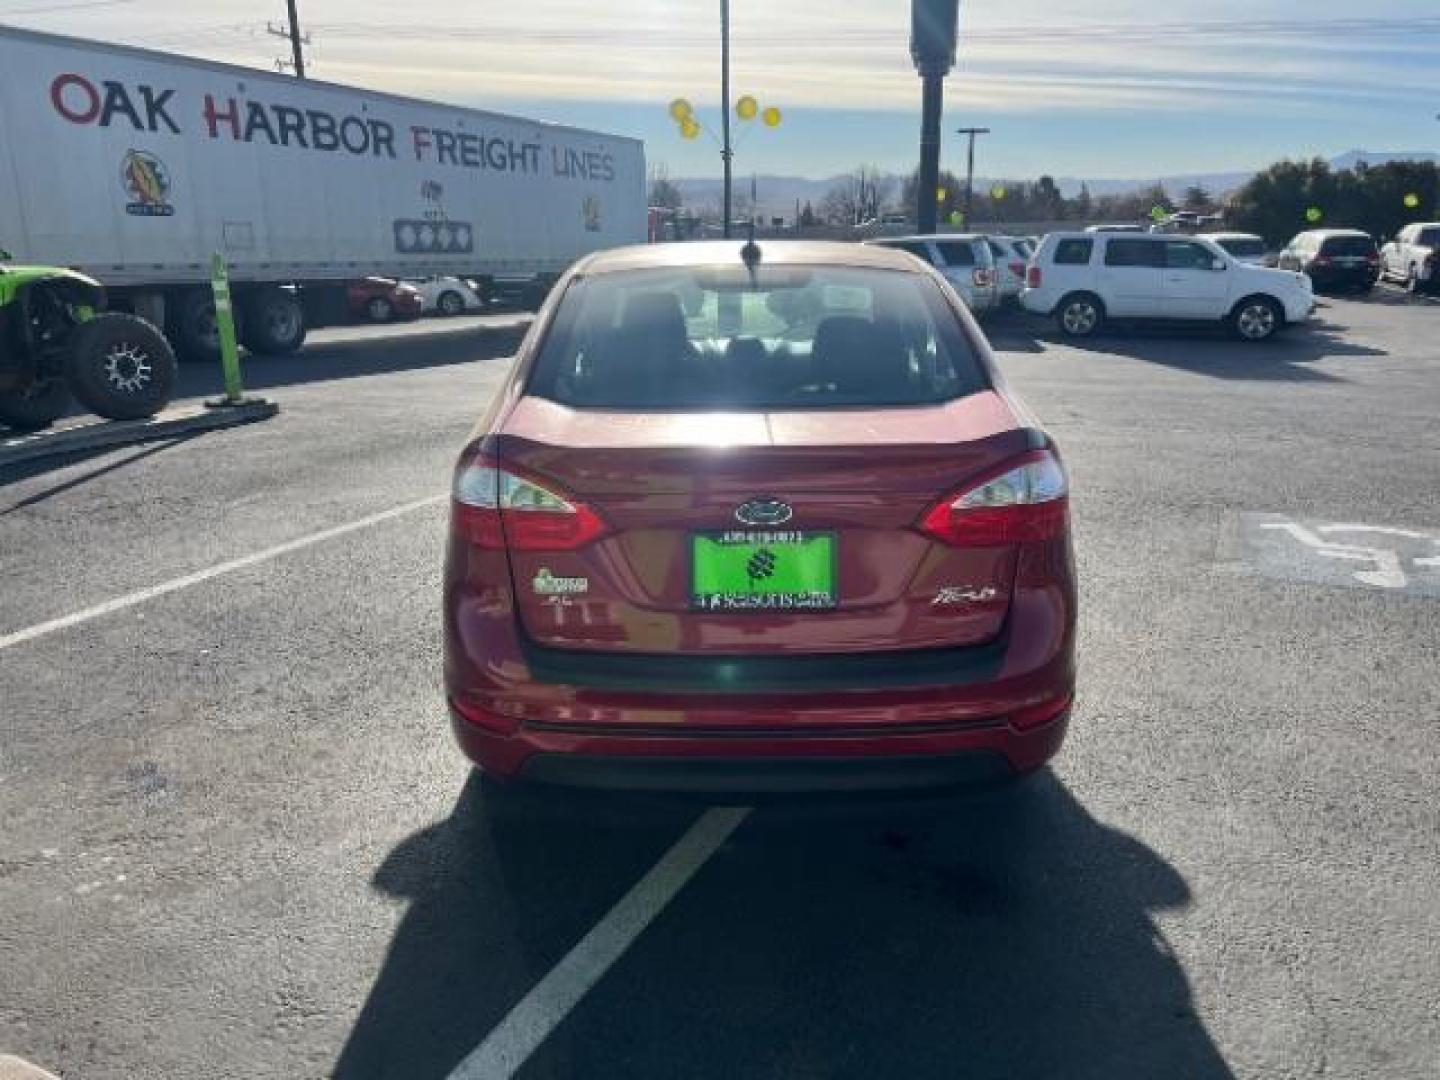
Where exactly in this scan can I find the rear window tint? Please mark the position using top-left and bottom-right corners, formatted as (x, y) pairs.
(935, 241), (977, 266)
(1053, 239), (1094, 265)
(884, 241), (935, 265)
(1104, 239), (1166, 267)
(527, 265), (987, 411)
(1320, 235), (1377, 256)
(1216, 238), (1266, 257)
(1416, 229), (1440, 248)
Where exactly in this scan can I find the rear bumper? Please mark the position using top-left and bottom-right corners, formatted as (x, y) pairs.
(1306, 267), (1378, 290)
(445, 523), (1077, 794)
(451, 705), (1069, 792)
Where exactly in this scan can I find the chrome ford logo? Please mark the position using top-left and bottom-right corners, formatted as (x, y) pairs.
(735, 497), (793, 526)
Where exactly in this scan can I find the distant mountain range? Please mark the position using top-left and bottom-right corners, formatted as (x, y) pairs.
(673, 150), (1440, 219)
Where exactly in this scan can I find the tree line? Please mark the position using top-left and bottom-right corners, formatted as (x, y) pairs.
(1229, 159), (1440, 246)
(649, 158), (1440, 239)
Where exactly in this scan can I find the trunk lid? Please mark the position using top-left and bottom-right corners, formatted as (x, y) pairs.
(497, 391), (1031, 655)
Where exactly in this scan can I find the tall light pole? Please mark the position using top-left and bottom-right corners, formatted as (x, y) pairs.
(957, 126), (989, 226)
(721, 0), (734, 238)
(911, 0), (959, 234)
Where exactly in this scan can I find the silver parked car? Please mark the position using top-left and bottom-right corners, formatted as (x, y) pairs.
(863, 234), (1001, 314)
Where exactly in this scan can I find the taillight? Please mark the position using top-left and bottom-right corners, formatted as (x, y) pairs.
(452, 454), (608, 551)
(1026, 265), (1043, 288)
(1009, 260), (1026, 277)
(972, 267), (993, 288)
(918, 450), (1068, 546)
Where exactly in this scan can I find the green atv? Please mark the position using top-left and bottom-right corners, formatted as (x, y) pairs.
(0, 249), (176, 433)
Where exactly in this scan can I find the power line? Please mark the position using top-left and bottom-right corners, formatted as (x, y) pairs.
(303, 14), (1440, 47)
(0, 0), (143, 15)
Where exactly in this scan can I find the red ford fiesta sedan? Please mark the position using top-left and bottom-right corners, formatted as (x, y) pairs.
(444, 241), (1075, 792)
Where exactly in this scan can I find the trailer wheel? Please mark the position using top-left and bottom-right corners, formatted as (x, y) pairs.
(0, 377), (71, 432)
(365, 296), (395, 323)
(65, 313), (177, 421)
(241, 290), (307, 355)
(173, 288), (221, 363)
(437, 290), (465, 316)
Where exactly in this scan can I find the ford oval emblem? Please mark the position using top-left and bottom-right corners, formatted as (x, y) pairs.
(735, 497), (793, 526)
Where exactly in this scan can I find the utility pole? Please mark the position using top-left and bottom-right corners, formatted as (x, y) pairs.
(910, 0), (959, 234)
(721, 0), (733, 238)
(957, 126), (990, 227)
(268, 0), (307, 78)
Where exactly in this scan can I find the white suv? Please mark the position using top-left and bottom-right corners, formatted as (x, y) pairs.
(1021, 232), (1315, 341)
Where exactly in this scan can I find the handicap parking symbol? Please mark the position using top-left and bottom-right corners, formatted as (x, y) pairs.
(1240, 515), (1440, 598)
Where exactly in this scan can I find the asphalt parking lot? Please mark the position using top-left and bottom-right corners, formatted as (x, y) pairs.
(2, 293), (1438, 1079)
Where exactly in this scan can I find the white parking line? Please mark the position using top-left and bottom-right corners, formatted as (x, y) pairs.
(447, 806), (751, 1080)
(0, 494), (445, 652)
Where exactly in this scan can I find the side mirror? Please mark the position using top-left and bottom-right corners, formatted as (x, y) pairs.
(1211, 258), (1227, 271)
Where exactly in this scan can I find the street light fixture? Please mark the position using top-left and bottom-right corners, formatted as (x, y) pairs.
(668, 27), (782, 242)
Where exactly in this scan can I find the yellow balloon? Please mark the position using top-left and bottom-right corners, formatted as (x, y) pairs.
(680, 117), (701, 140)
(936, 187), (947, 202)
(991, 184), (1007, 200)
(1404, 192), (1421, 209)
(669, 98), (693, 122)
(762, 106), (782, 128)
(736, 95), (759, 121)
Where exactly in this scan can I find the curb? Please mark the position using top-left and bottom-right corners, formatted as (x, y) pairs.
(0, 1056), (61, 1080)
(0, 400), (279, 470)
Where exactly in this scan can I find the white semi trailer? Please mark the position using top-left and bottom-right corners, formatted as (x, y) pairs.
(0, 25), (647, 359)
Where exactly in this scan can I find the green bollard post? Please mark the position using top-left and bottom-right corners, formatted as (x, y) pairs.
(208, 252), (247, 406)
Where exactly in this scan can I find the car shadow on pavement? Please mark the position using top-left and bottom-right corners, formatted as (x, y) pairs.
(1046, 321), (1384, 382)
(335, 772), (1234, 1080)
(171, 322), (529, 399)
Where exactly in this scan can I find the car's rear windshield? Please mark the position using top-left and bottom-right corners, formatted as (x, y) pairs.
(1417, 228), (1440, 248)
(1320, 235), (1377, 256)
(1217, 238), (1266, 257)
(527, 265), (987, 411)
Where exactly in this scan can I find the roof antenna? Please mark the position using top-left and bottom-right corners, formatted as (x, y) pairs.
(740, 173), (762, 271)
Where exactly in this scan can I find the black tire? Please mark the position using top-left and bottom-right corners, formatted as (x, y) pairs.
(1231, 295), (1283, 342)
(0, 377), (71, 432)
(171, 288), (223, 363)
(365, 296), (394, 323)
(1054, 293), (1104, 338)
(437, 290), (465, 317)
(1406, 265), (1421, 295)
(240, 289), (307, 355)
(65, 313), (177, 421)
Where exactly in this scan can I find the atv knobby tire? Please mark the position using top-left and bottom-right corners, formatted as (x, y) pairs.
(0, 377), (71, 432)
(65, 313), (177, 421)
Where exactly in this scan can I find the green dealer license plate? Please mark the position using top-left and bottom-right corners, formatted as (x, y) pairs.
(691, 530), (837, 611)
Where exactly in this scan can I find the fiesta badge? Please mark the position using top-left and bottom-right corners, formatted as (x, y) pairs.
(121, 149), (174, 217)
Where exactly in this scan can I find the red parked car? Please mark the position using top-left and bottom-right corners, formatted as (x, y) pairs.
(444, 240), (1075, 792)
(346, 277), (423, 323)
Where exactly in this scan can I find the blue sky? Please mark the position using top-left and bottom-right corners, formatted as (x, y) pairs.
(5, 0), (1440, 180)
